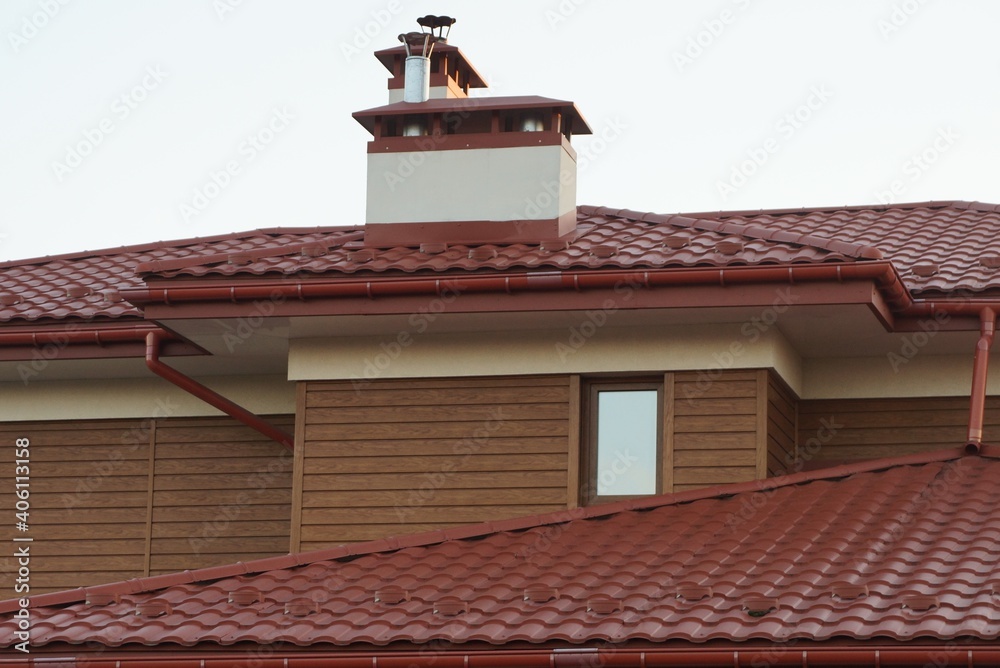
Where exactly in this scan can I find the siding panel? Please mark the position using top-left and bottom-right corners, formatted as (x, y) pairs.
(797, 396), (1000, 466)
(767, 372), (798, 477)
(299, 376), (571, 548)
(148, 417), (294, 576)
(671, 371), (761, 492)
(0, 421), (150, 594)
(0, 415), (293, 593)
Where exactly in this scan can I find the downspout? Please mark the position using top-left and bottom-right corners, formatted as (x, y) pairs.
(144, 332), (294, 450)
(967, 307), (996, 448)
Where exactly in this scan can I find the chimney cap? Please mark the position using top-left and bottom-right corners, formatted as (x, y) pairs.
(353, 95), (593, 136)
(398, 31), (437, 58)
(374, 42), (489, 90)
(417, 15), (456, 41)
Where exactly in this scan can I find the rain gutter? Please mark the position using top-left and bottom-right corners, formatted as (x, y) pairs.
(0, 323), (169, 347)
(4, 645), (1000, 668)
(120, 262), (913, 309)
(121, 263), (996, 450)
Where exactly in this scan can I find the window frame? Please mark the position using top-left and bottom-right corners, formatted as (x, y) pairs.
(581, 378), (664, 505)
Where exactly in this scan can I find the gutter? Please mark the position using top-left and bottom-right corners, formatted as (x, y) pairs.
(115, 264), (997, 449)
(0, 322), (167, 347)
(5, 646), (1000, 668)
(145, 332), (294, 450)
(967, 308), (997, 446)
(119, 261), (913, 309)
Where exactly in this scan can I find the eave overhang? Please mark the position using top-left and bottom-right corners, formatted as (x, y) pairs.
(123, 261), (908, 329)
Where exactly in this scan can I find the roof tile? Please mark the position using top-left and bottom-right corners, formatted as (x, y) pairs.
(3, 447), (999, 649)
(3, 202), (999, 326)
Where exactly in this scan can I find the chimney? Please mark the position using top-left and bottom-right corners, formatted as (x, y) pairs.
(353, 16), (592, 247)
(399, 16), (455, 104)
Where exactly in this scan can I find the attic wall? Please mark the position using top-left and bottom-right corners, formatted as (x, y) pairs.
(1, 421), (149, 594)
(766, 372), (798, 477)
(295, 376), (572, 550)
(147, 418), (294, 575)
(797, 396), (1000, 466)
(294, 370), (790, 549)
(670, 371), (766, 492)
(0, 416), (293, 594)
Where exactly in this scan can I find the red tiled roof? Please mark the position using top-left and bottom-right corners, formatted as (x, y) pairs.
(689, 200), (1000, 296)
(138, 206), (875, 279)
(3, 446), (998, 649)
(2, 201), (998, 325)
(0, 228), (357, 323)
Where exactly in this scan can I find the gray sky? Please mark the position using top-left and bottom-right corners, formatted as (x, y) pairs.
(3, 0), (999, 262)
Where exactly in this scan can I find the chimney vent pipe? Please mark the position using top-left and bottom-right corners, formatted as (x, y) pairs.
(403, 54), (431, 103)
(397, 17), (455, 104)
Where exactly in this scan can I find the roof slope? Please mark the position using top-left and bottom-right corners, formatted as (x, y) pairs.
(0, 227), (358, 323)
(2, 201), (998, 324)
(138, 205), (880, 279)
(3, 446), (998, 649)
(689, 200), (1000, 296)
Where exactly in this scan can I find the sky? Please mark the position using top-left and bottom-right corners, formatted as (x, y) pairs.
(2, 0), (999, 262)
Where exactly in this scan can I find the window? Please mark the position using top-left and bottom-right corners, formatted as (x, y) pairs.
(582, 379), (663, 504)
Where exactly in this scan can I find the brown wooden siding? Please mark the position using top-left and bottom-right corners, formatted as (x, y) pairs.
(671, 371), (761, 492)
(766, 372), (798, 477)
(0, 416), (292, 594)
(297, 376), (570, 551)
(797, 396), (1000, 467)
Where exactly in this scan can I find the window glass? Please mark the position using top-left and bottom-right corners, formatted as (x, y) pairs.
(595, 390), (658, 496)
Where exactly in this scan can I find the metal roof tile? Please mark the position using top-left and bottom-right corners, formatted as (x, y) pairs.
(3, 447), (998, 649)
(6, 201), (998, 325)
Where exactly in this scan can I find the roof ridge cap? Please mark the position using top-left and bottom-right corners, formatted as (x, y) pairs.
(666, 200), (993, 220)
(954, 201), (1000, 213)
